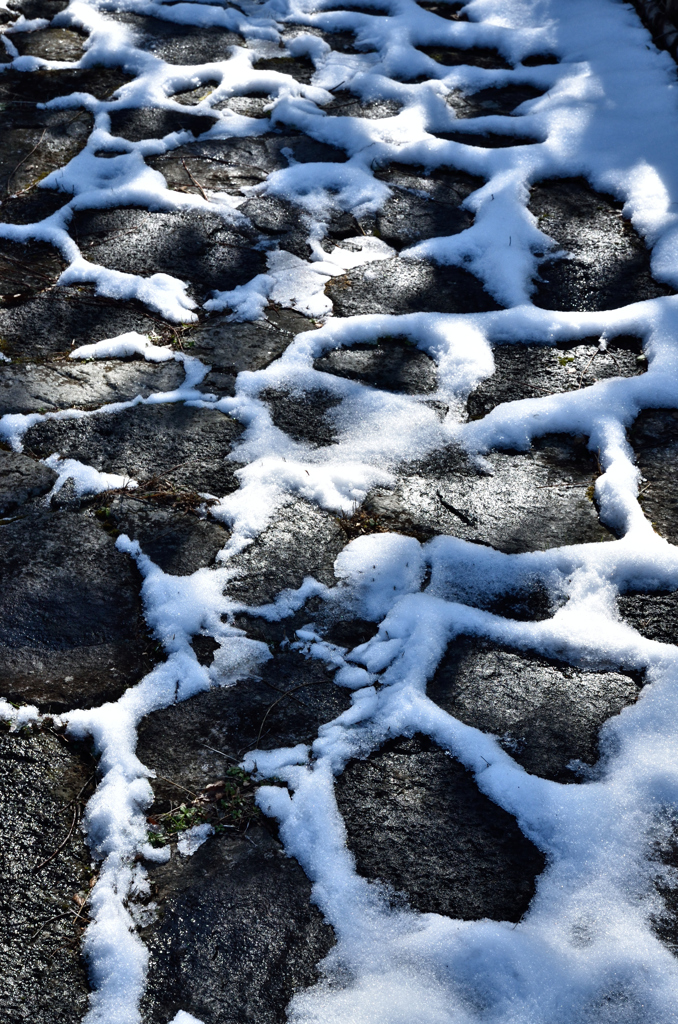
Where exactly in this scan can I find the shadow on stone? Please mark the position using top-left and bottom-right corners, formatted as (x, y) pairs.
(335, 733), (545, 921)
(314, 335), (437, 394)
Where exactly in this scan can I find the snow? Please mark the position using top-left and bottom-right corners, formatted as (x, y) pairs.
(177, 823), (214, 856)
(4, 0), (678, 1020)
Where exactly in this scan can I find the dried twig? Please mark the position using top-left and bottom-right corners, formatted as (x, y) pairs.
(255, 680), (330, 749)
(182, 158), (210, 202)
(436, 490), (475, 526)
(6, 128), (46, 193)
(153, 774), (200, 800)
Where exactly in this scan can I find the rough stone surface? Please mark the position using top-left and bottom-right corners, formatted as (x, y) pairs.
(428, 638), (642, 782)
(25, 403), (245, 496)
(335, 733), (546, 921)
(362, 434), (613, 551)
(628, 408), (678, 542)
(0, 726), (94, 1024)
(0, 449), (57, 513)
(0, 106), (92, 198)
(0, 510), (151, 709)
(530, 178), (674, 311)
(0, 357), (185, 415)
(314, 335), (437, 394)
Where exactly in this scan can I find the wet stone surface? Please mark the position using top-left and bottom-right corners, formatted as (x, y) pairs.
(428, 638), (642, 782)
(530, 178), (673, 311)
(321, 91), (403, 118)
(111, 13), (243, 64)
(10, 27), (86, 62)
(335, 733), (546, 921)
(362, 434), (612, 551)
(0, 510), (151, 709)
(25, 403), (245, 496)
(466, 335), (645, 420)
(628, 408), (678, 542)
(0, 726), (93, 1024)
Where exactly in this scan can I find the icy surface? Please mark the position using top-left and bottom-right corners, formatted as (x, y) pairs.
(4, 0), (678, 1021)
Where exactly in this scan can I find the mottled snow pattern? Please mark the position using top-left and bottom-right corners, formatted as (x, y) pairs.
(4, 0), (678, 1021)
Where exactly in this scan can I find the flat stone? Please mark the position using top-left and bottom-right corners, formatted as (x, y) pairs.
(188, 306), (318, 398)
(428, 638), (641, 782)
(260, 387), (342, 447)
(100, 494), (228, 575)
(111, 13), (243, 64)
(0, 726), (93, 1024)
(530, 177), (673, 311)
(466, 335), (645, 420)
(320, 91), (402, 118)
(68, 208), (265, 304)
(628, 408), (678, 542)
(252, 53), (316, 84)
(0, 510), (151, 709)
(24, 403), (245, 497)
(361, 434), (614, 551)
(432, 128), (540, 147)
(226, 499), (347, 606)
(0, 449), (57, 514)
(107, 107), (218, 143)
(238, 194), (312, 260)
(0, 287), (167, 360)
(618, 590), (678, 645)
(0, 357), (185, 416)
(448, 83), (545, 118)
(367, 164), (480, 249)
(326, 257), (501, 316)
(0, 66), (131, 104)
(314, 335), (437, 394)
(148, 131), (348, 197)
(0, 188), (70, 226)
(415, 0), (467, 18)
(0, 239), (66, 299)
(139, 825), (335, 1024)
(335, 733), (546, 921)
(6, 0), (68, 18)
(10, 27), (86, 62)
(417, 44), (511, 69)
(0, 106), (92, 198)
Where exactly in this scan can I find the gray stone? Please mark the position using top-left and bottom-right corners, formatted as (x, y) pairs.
(0, 106), (92, 199)
(628, 408), (678, 543)
(447, 83), (545, 118)
(0, 357), (185, 416)
(314, 335), (438, 394)
(428, 638), (642, 782)
(108, 107), (218, 143)
(24, 403), (245, 498)
(416, 44), (511, 70)
(0, 450), (57, 514)
(110, 12), (243, 64)
(0, 726), (93, 1024)
(530, 178), (673, 311)
(0, 511), (151, 708)
(335, 734), (546, 921)
(10, 27), (86, 62)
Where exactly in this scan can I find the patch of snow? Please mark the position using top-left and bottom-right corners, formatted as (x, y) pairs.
(177, 823), (214, 857)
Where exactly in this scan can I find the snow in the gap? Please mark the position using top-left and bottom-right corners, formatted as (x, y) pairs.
(4, 0), (678, 1021)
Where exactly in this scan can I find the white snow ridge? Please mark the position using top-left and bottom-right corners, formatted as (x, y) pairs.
(6, 0), (678, 1021)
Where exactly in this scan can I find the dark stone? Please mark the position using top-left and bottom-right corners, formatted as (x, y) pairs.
(415, 0), (467, 19)
(101, 494), (228, 575)
(260, 387), (342, 447)
(0, 511), (151, 709)
(111, 13), (243, 64)
(326, 258), (501, 316)
(0, 288), (167, 360)
(618, 590), (678, 645)
(521, 53), (559, 65)
(428, 637), (642, 782)
(6, 0), (68, 18)
(0, 67), (131, 104)
(226, 499), (346, 606)
(368, 164), (480, 249)
(432, 128), (540, 147)
(466, 336), (645, 421)
(628, 408), (678, 542)
(238, 195), (312, 260)
(0, 188), (69, 225)
(0, 239), (66, 298)
(252, 53), (316, 84)
(140, 825), (335, 1024)
(68, 208), (265, 304)
(361, 434), (614, 551)
(0, 357), (185, 416)
(190, 633), (219, 666)
(321, 91), (402, 119)
(0, 449), (57, 513)
(283, 24), (372, 55)
(24, 403), (245, 498)
(448, 83), (545, 118)
(335, 733), (545, 921)
(530, 178), (673, 311)
(0, 106), (92, 197)
(10, 27), (86, 62)
(417, 44), (511, 69)
(189, 307), (318, 397)
(0, 727), (93, 1024)
(148, 132), (348, 197)
(314, 336), (437, 394)
(108, 107), (217, 143)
